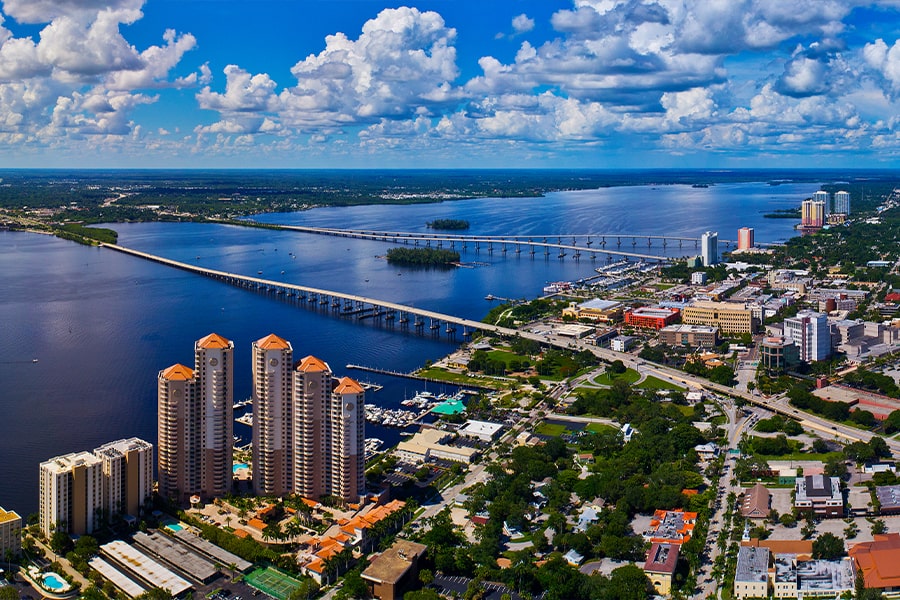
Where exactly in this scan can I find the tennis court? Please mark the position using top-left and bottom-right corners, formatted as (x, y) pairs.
(245, 566), (303, 600)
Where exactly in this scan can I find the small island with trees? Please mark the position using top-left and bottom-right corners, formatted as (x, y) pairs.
(386, 247), (460, 267)
(426, 218), (469, 230)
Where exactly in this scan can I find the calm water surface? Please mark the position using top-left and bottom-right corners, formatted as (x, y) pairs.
(0, 181), (817, 514)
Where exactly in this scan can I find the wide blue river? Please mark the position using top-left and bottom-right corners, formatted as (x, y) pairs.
(0, 181), (817, 514)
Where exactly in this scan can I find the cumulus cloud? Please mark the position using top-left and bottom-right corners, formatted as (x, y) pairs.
(198, 6), (461, 133)
(0, 0), (198, 149)
(512, 14), (534, 34)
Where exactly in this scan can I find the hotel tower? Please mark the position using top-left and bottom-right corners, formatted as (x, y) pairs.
(158, 333), (234, 504)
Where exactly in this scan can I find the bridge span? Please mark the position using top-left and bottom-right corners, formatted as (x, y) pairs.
(103, 243), (521, 340)
(238, 222), (701, 261)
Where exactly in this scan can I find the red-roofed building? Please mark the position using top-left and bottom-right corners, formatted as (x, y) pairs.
(849, 533), (900, 593)
(625, 307), (681, 330)
(643, 542), (679, 596)
(648, 509), (697, 544)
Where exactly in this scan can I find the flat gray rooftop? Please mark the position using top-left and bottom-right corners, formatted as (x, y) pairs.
(171, 528), (253, 572)
(134, 531), (218, 583)
(88, 556), (147, 599)
(735, 546), (769, 583)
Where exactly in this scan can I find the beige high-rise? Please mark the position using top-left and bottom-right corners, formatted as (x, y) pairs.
(195, 333), (234, 498)
(157, 333), (234, 504)
(158, 363), (198, 504)
(39, 451), (104, 538)
(94, 438), (154, 518)
(293, 356), (365, 503)
(252, 334), (294, 497)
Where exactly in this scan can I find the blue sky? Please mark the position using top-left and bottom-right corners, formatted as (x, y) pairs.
(3, 1), (900, 168)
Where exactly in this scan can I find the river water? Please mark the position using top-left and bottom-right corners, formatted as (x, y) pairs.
(0, 180), (817, 514)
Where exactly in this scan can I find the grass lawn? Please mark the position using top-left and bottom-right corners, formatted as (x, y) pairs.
(636, 375), (685, 391)
(416, 367), (507, 389)
(654, 283), (676, 290)
(753, 451), (844, 462)
(487, 349), (529, 365)
(585, 422), (617, 434)
(675, 405), (695, 417)
(535, 422), (569, 437)
(598, 368), (642, 385)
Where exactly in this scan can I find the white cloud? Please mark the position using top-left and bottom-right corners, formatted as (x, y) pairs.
(512, 14), (535, 34)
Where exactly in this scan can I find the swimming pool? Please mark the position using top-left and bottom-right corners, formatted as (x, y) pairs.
(165, 522), (184, 532)
(42, 572), (69, 591)
(233, 462), (249, 472)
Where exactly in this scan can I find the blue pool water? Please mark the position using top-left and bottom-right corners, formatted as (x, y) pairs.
(42, 573), (67, 590)
(233, 463), (249, 472)
(165, 522), (184, 532)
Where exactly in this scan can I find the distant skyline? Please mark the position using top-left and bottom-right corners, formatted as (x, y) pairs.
(3, 1), (900, 169)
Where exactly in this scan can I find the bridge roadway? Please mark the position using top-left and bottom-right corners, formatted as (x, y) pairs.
(240, 222), (709, 261)
(104, 242), (892, 453)
(104, 243), (519, 339)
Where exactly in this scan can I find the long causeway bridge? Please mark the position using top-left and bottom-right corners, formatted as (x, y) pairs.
(104, 243), (518, 340)
(239, 222), (740, 262)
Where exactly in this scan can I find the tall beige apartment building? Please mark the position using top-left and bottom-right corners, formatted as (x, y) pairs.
(0, 506), (22, 558)
(94, 438), (154, 518)
(157, 333), (234, 504)
(39, 438), (154, 539)
(293, 357), (365, 502)
(39, 451), (104, 538)
(252, 334), (294, 497)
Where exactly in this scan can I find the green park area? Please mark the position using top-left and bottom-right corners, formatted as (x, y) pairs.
(636, 375), (684, 391)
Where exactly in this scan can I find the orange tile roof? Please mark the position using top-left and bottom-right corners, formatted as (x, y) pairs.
(234, 529), (250, 539)
(306, 559), (325, 574)
(161, 363), (194, 381)
(255, 333), (290, 350)
(497, 558), (512, 569)
(742, 538), (813, 555)
(247, 518), (267, 530)
(296, 355), (329, 373)
(849, 533), (900, 589)
(300, 497), (319, 508)
(335, 377), (364, 395)
(197, 333), (231, 349)
(257, 504), (277, 518)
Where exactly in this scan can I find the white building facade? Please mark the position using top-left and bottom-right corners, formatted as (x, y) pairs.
(784, 310), (831, 362)
(701, 231), (718, 266)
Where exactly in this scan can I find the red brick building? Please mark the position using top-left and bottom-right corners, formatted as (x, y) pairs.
(625, 307), (681, 330)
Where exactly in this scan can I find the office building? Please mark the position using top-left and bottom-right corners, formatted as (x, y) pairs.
(624, 306), (681, 330)
(759, 337), (800, 373)
(0, 506), (22, 558)
(801, 199), (826, 229)
(795, 474), (843, 518)
(40, 451), (104, 537)
(94, 438), (154, 519)
(659, 324), (719, 348)
(783, 310), (831, 362)
(361, 539), (428, 600)
(252, 333), (294, 497)
(701, 231), (718, 266)
(834, 190), (850, 215)
(158, 333), (235, 504)
(690, 271), (707, 285)
(737, 227), (755, 250)
(682, 301), (757, 333)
